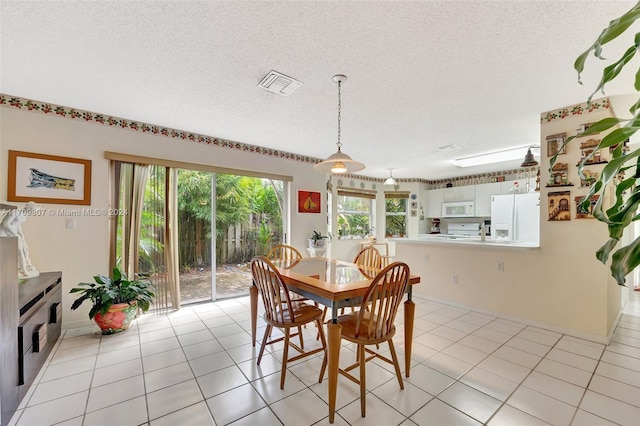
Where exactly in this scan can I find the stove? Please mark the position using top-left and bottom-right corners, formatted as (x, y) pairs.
(447, 223), (481, 237)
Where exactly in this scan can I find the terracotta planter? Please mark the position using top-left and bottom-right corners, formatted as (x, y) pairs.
(93, 302), (137, 335)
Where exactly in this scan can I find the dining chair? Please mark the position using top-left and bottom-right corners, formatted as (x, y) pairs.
(266, 244), (303, 263)
(251, 256), (327, 389)
(354, 245), (383, 269)
(318, 261), (410, 418)
(266, 244), (309, 347)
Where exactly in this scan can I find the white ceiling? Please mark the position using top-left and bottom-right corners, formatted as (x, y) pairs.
(1, 1), (637, 180)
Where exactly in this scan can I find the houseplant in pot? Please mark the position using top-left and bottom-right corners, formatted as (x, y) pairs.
(70, 268), (155, 334)
(308, 230), (331, 248)
(552, 2), (640, 285)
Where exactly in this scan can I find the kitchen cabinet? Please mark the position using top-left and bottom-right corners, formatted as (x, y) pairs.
(426, 189), (444, 217)
(475, 182), (502, 216)
(443, 185), (475, 202)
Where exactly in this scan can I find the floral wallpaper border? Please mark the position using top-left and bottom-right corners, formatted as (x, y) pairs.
(0, 93), (321, 165)
(1, 93), (538, 186)
(540, 98), (610, 123)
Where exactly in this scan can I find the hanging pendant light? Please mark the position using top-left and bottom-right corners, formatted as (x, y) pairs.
(313, 74), (365, 174)
(384, 169), (397, 186)
(520, 147), (539, 167)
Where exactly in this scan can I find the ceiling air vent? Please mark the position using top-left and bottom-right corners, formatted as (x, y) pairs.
(257, 70), (302, 96)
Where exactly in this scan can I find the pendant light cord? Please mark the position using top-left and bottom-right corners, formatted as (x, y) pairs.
(336, 80), (342, 152)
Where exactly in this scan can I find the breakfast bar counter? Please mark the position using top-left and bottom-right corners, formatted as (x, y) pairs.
(393, 236), (540, 249)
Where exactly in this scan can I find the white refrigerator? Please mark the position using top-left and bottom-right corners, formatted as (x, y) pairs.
(491, 193), (540, 243)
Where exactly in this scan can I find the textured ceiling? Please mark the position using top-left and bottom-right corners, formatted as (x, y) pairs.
(1, 1), (637, 180)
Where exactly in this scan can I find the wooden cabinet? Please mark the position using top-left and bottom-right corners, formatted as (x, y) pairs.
(475, 182), (502, 217)
(0, 249), (62, 426)
(0, 237), (19, 426)
(18, 272), (62, 401)
(426, 189), (444, 218)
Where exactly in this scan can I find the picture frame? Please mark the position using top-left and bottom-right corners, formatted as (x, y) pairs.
(546, 133), (566, 157)
(410, 209), (417, 217)
(297, 190), (321, 213)
(575, 195), (599, 219)
(7, 150), (92, 205)
(547, 190), (571, 221)
(410, 201), (418, 209)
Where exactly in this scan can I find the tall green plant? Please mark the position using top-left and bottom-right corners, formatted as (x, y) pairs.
(553, 1), (640, 285)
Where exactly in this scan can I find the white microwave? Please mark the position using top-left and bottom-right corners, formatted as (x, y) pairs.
(442, 201), (475, 217)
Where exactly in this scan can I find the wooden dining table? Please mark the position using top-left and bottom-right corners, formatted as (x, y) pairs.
(249, 257), (421, 423)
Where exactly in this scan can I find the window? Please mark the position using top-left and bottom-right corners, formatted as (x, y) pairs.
(336, 188), (375, 239)
(385, 192), (409, 237)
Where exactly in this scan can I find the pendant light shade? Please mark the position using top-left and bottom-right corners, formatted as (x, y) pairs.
(520, 147), (539, 167)
(313, 74), (365, 174)
(384, 169), (397, 186)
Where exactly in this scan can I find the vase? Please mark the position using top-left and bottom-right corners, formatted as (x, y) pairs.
(94, 302), (137, 335)
(308, 238), (327, 249)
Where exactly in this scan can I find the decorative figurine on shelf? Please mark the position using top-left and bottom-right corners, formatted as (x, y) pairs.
(0, 202), (40, 279)
(535, 169), (541, 192)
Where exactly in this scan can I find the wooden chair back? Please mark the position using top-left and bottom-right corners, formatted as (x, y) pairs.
(355, 262), (409, 340)
(354, 246), (383, 269)
(251, 256), (297, 325)
(267, 244), (303, 262)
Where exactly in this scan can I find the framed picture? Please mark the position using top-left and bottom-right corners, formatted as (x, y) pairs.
(410, 201), (418, 209)
(575, 195), (599, 219)
(546, 133), (566, 157)
(7, 150), (92, 205)
(548, 190), (571, 221)
(410, 209), (417, 217)
(297, 190), (321, 213)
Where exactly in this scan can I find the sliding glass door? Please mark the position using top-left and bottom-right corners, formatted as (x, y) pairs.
(112, 159), (288, 307)
(176, 170), (286, 304)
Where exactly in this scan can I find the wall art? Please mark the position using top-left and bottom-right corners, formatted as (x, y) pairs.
(548, 190), (571, 221)
(7, 150), (91, 205)
(297, 190), (321, 213)
(575, 195), (599, 219)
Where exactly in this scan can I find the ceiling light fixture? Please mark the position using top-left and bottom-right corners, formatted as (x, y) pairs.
(520, 147), (540, 167)
(313, 74), (365, 174)
(452, 145), (537, 168)
(384, 169), (397, 186)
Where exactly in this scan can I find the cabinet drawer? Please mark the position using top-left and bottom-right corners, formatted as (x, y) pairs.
(18, 301), (47, 385)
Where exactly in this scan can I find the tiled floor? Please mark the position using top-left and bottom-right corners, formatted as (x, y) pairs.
(9, 293), (640, 426)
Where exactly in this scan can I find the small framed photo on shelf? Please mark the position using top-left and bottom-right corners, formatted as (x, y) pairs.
(577, 123), (595, 134)
(546, 133), (566, 157)
(548, 191), (571, 221)
(546, 163), (572, 187)
(609, 139), (630, 155)
(579, 139), (607, 165)
(575, 195), (599, 219)
(580, 169), (599, 187)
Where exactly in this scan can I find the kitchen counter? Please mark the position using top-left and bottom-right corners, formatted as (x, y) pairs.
(392, 236), (540, 248)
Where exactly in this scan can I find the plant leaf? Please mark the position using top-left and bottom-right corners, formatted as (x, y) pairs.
(610, 236), (640, 285)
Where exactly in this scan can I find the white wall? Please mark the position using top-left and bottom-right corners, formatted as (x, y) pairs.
(396, 96), (631, 342)
(1, 106), (328, 327)
(3, 94), (630, 338)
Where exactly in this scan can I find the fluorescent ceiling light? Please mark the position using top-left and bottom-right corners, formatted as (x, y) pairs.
(452, 145), (535, 168)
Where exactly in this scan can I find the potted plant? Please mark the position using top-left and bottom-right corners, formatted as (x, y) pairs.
(552, 2), (640, 286)
(308, 230), (331, 248)
(70, 268), (155, 334)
